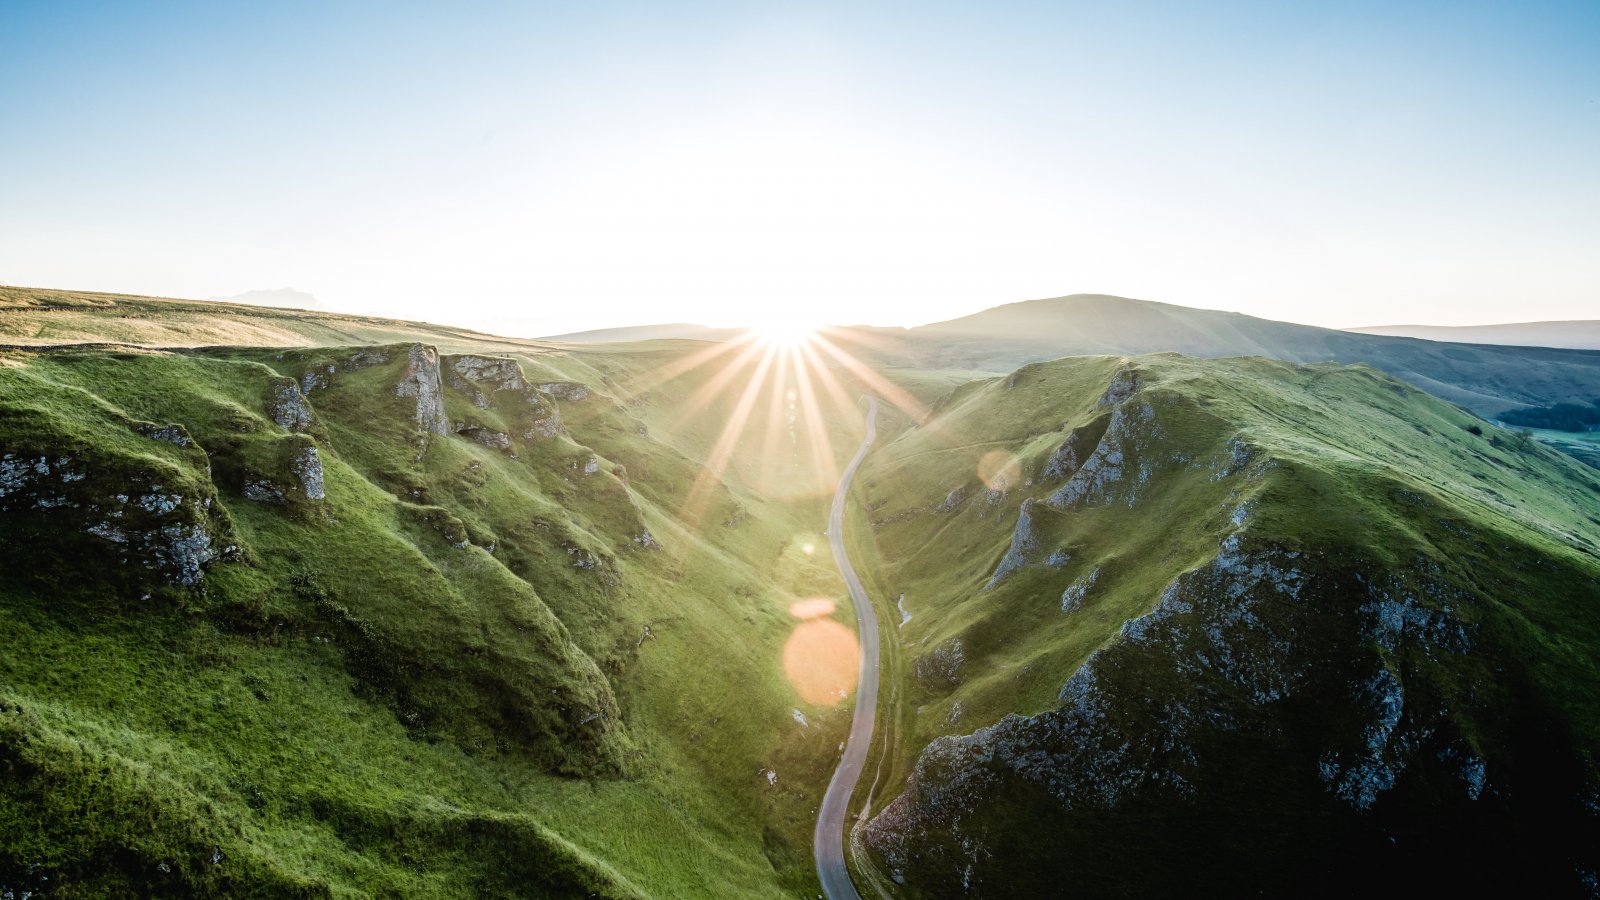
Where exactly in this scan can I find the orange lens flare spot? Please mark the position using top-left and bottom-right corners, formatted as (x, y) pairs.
(782, 618), (859, 705)
(789, 597), (836, 619)
(977, 450), (1022, 492)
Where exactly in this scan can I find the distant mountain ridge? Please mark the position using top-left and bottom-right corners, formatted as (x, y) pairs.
(539, 323), (744, 343)
(868, 294), (1600, 417)
(1349, 320), (1600, 350)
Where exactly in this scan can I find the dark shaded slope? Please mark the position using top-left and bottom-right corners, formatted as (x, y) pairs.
(853, 355), (1600, 897)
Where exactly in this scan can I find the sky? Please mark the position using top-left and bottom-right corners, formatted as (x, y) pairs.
(2, 1), (1596, 336)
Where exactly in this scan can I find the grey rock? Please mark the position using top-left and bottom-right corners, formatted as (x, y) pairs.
(915, 638), (966, 691)
(243, 478), (287, 504)
(448, 355), (529, 408)
(268, 379), (315, 432)
(394, 344), (449, 435)
(537, 381), (590, 402)
(291, 445), (326, 501)
(987, 499), (1039, 589)
(1061, 567), (1101, 613)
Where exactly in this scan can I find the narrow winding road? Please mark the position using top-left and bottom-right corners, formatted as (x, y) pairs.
(814, 396), (880, 900)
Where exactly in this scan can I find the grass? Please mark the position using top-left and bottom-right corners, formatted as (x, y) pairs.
(8, 287), (1600, 896)
(0, 334), (880, 897)
(846, 353), (1600, 894)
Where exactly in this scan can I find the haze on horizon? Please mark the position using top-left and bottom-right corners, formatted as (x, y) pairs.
(2, 1), (1596, 337)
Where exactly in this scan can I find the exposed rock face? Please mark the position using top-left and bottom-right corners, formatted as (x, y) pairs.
(136, 422), (193, 447)
(915, 638), (966, 692)
(986, 499), (1039, 589)
(935, 486), (966, 512)
(863, 526), (1509, 895)
(448, 355), (528, 409)
(1098, 364), (1140, 407)
(524, 407), (563, 440)
(395, 344), (449, 435)
(1060, 566), (1100, 612)
(267, 378), (314, 432)
(537, 381), (590, 402)
(1042, 414), (1109, 483)
(2, 451), (228, 588)
(242, 478), (285, 504)
(1046, 400), (1161, 509)
(455, 423), (512, 451)
(291, 444), (326, 501)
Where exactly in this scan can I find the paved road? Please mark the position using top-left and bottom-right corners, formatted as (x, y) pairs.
(814, 396), (880, 900)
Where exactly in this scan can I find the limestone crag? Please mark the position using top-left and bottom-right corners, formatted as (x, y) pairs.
(395, 344), (449, 435)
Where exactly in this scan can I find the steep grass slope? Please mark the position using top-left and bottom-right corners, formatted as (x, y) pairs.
(849, 354), (1600, 896)
(0, 338), (863, 897)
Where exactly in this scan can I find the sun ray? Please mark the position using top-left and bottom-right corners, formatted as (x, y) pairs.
(678, 347), (781, 525)
(791, 346), (842, 491)
(798, 341), (862, 422)
(758, 345), (795, 491)
(810, 332), (931, 425)
(661, 337), (770, 435)
(619, 331), (758, 398)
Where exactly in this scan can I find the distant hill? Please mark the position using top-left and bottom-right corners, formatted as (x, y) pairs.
(0, 285), (562, 354)
(1349, 320), (1600, 350)
(858, 294), (1600, 416)
(540, 323), (744, 343)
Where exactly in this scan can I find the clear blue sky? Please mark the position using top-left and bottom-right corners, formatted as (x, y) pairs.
(2, 1), (1596, 334)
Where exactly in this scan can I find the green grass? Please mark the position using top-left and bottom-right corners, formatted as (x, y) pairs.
(847, 353), (1600, 894)
(0, 337), (879, 897)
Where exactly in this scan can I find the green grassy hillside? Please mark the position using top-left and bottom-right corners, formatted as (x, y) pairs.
(850, 354), (1600, 896)
(0, 336), (868, 897)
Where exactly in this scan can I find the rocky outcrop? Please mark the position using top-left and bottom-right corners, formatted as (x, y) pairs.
(1060, 566), (1100, 612)
(915, 638), (966, 692)
(455, 423), (513, 451)
(291, 443), (326, 501)
(395, 344), (448, 435)
(863, 531), (1497, 894)
(524, 407), (563, 440)
(1042, 413), (1110, 483)
(1047, 399), (1163, 509)
(448, 355), (528, 409)
(935, 486), (966, 512)
(267, 378), (314, 433)
(537, 381), (590, 402)
(985, 499), (1039, 589)
(135, 422), (194, 447)
(2, 450), (231, 588)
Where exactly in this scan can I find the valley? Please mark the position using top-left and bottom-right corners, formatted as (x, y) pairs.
(3, 289), (1599, 897)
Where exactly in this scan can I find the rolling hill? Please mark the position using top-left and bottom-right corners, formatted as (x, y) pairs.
(1350, 320), (1600, 351)
(858, 294), (1600, 417)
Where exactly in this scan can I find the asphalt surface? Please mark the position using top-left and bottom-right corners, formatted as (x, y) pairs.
(813, 396), (879, 900)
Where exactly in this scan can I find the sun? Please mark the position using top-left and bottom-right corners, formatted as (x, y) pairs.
(750, 319), (820, 349)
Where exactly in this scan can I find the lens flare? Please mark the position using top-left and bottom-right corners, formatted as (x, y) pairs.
(783, 618), (859, 705)
(978, 450), (1022, 492)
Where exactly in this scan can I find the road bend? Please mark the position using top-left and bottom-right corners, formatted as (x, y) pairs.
(814, 396), (880, 900)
